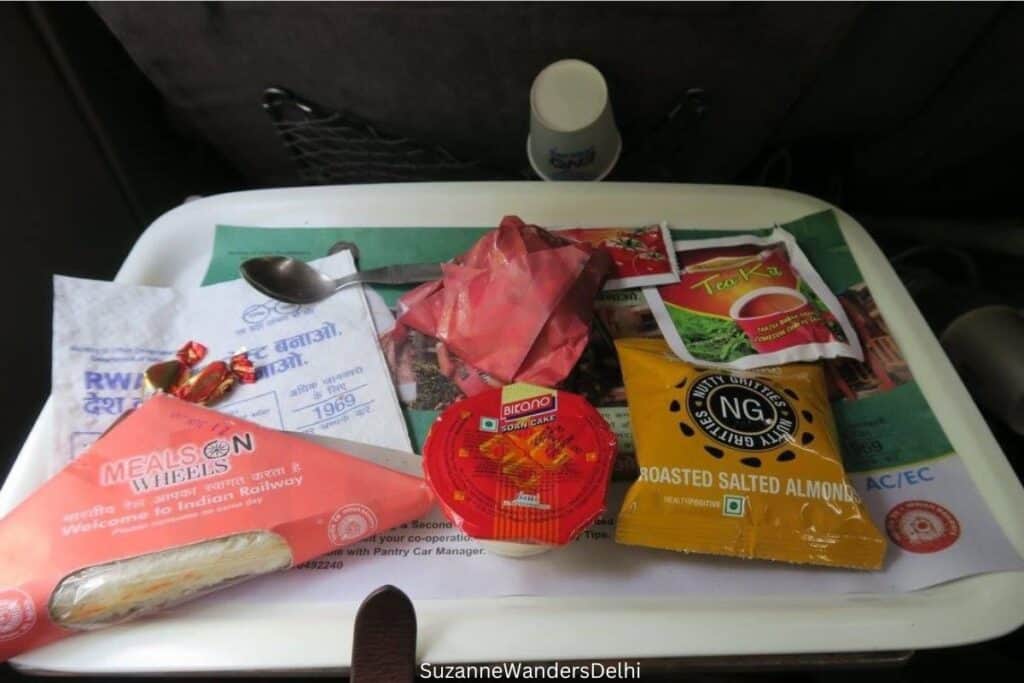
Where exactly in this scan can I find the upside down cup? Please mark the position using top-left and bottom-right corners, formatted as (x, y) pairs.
(422, 384), (617, 557)
(527, 59), (621, 181)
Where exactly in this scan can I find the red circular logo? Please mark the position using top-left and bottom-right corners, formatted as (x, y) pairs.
(0, 588), (36, 642)
(886, 500), (961, 553)
(328, 504), (378, 546)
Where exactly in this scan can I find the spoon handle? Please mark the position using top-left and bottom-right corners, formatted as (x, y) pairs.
(333, 262), (443, 290)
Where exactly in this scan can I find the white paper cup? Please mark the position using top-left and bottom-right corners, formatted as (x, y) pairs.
(527, 59), (621, 181)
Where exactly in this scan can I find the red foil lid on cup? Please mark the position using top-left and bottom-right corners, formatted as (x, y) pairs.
(422, 384), (617, 546)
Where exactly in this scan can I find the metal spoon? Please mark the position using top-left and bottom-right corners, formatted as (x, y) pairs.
(240, 256), (442, 304)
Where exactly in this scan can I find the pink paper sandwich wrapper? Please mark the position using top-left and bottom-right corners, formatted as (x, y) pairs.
(0, 394), (434, 661)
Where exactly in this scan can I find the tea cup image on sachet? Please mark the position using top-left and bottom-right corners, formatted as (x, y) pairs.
(729, 286), (833, 353)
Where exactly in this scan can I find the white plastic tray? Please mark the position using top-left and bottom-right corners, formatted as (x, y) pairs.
(4, 182), (1023, 674)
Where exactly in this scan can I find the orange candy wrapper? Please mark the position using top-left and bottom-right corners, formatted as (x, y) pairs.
(144, 341), (257, 406)
(0, 394), (434, 661)
(396, 215), (611, 389)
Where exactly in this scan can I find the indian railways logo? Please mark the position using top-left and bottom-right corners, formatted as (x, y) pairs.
(686, 373), (796, 450)
(885, 500), (961, 553)
(328, 504), (379, 546)
(0, 587), (36, 642)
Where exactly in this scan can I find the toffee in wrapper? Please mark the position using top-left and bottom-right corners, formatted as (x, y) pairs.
(143, 341), (255, 406)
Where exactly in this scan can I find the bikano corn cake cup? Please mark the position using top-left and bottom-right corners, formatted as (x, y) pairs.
(422, 384), (616, 557)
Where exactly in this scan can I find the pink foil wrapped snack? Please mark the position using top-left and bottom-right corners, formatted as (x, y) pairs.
(395, 216), (611, 390)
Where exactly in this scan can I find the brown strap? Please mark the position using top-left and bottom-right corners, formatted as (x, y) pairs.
(350, 585), (417, 683)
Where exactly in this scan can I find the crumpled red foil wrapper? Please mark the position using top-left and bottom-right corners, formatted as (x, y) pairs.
(395, 216), (611, 389)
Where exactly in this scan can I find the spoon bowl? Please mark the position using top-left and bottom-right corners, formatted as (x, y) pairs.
(241, 256), (337, 304)
(240, 255), (444, 304)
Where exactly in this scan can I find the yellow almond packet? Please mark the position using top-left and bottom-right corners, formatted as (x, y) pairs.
(614, 337), (886, 570)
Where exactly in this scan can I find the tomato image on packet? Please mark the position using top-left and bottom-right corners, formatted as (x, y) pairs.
(643, 227), (863, 370)
(0, 394), (435, 662)
(558, 223), (680, 290)
(613, 338), (886, 570)
(422, 384), (617, 555)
